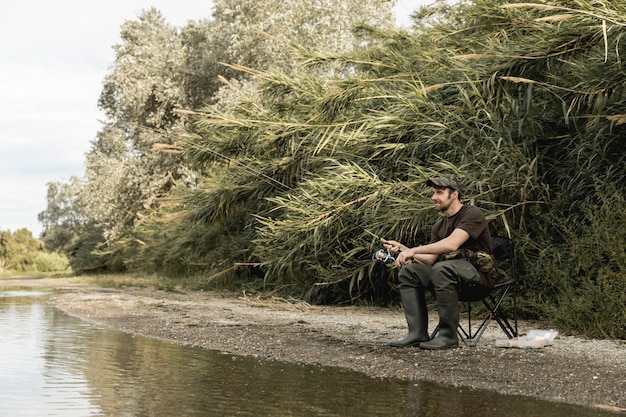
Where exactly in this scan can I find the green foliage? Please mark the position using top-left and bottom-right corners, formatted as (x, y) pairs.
(90, 9), (188, 241)
(209, 0), (395, 76)
(50, 0), (395, 277)
(0, 228), (41, 272)
(98, 8), (185, 129)
(43, 0), (626, 339)
(66, 226), (125, 274)
(523, 195), (626, 339)
(0, 228), (69, 274)
(31, 252), (70, 273)
(173, 0), (626, 337)
(39, 176), (86, 253)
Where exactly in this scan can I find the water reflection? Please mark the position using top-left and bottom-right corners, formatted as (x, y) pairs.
(0, 290), (99, 416)
(0, 289), (612, 417)
(77, 332), (411, 416)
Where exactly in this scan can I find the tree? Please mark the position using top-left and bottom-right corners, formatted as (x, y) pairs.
(99, 7), (185, 130)
(208, 0), (396, 75)
(0, 228), (43, 272)
(38, 176), (86, 253)
(90, 8), (189, 241)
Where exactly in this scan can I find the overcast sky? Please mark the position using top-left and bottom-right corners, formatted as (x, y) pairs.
(0, 0), (428, 237)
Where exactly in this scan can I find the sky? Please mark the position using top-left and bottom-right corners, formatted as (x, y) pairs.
(0, 0), (430, 237)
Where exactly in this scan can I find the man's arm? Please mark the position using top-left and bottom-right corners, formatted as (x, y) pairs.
(381, 239), (438, 265)
(381, 239), (408, 253)
(395, 228), (470, 267)
(409, 253), (439, 266)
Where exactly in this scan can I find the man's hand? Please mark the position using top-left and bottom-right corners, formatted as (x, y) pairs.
(395, 248), (416, 267)
(381, 239), (407, 253)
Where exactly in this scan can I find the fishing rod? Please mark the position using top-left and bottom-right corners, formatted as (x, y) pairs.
(181, 138), (375, 233)
(216, 143), (396, 264)
(170, 135), (396, 264)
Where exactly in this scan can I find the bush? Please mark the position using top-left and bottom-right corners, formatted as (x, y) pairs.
(548, 202), (625, 339)
(32, 252), (70, 273)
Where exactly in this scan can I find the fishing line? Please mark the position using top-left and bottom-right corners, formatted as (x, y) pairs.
(146, 124), (395, 264)
(185, 139), (396, 264)
(181, 137), (384, 240)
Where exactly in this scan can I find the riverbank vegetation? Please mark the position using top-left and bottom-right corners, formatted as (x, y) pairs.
(38, 0), (625, 339)
(0, 228), (69, 275)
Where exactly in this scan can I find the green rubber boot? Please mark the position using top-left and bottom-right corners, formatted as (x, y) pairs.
(420, 292), (459, 350)
(389, 287), (430, 347)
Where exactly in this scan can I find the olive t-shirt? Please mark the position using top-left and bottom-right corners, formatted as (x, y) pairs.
(429, 204), (493, 254)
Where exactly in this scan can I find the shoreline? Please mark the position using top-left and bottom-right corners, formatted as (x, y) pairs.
(3, 277), (625, 413)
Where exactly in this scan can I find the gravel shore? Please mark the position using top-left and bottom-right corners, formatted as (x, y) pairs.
(3, 277), (625, 413)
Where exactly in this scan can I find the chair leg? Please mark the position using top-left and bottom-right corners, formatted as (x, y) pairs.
(470, 287), (517, 345)
(488, 286), (518, 339)
(431, 283), (518, 347)
(460, 283), (518, 347)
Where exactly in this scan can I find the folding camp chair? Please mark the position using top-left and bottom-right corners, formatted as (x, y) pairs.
(432, 236), (519, 347)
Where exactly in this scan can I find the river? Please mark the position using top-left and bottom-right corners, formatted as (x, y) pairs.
(0, 289), (612, 416)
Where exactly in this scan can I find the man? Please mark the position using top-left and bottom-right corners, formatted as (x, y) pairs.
(382, 175), (494, 350)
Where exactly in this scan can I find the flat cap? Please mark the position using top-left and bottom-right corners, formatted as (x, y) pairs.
(426, 175), (463, 193)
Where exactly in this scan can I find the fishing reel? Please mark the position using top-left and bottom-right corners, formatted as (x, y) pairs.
(372, 248), (396, 264)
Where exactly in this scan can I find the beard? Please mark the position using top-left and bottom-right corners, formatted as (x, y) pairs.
(434, 199), (451, 212)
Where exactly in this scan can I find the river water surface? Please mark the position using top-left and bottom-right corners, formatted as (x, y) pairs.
(0, 289), (612, 416)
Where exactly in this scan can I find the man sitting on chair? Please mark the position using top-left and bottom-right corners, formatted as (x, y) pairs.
(382, 175), (495, 350)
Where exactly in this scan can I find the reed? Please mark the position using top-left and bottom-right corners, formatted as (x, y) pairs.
(126, 0), (625, 337)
